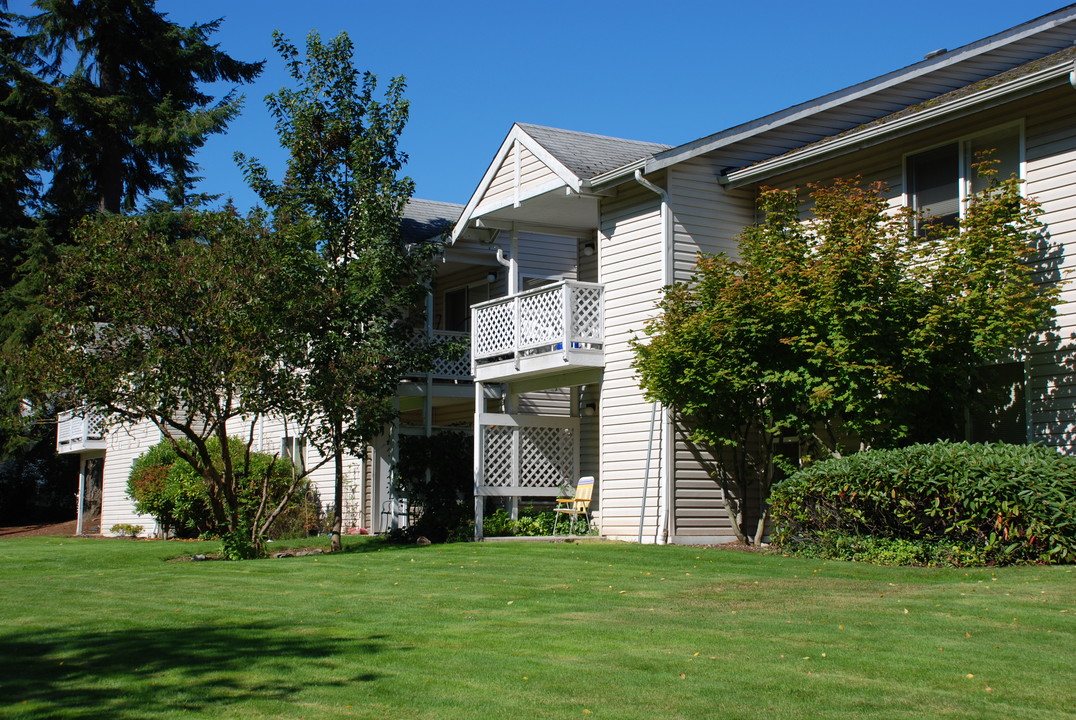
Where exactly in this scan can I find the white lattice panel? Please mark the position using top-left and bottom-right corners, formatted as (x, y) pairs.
(431, 332), (471, 379)
(474, 302), (515, 357)
(85, 413), (107, 439)
(482, 426), (514, 487)
(518, 426), (574, 488)
(518, 287), (564, 348)
(570, 286), (604, 344)
(478, 415), (577, 494)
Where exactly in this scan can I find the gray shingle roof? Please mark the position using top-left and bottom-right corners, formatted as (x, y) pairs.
(401, 198), (463, 243)
(516, 123), (671, 181)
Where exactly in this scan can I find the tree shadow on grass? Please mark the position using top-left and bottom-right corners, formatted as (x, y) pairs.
(0, 622), (395, 719)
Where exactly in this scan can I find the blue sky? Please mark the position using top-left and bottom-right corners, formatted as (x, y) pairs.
(12, 0), (1073, 210)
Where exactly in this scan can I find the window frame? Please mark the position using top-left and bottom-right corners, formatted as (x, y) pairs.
(902, 120), (1025, 223)
(442, 279), (491, 332)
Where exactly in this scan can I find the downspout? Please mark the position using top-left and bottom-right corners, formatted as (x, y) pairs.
(633, 169), (673, 544)
(1070, 60), (1076, 90)
(491, 244), (514, 283)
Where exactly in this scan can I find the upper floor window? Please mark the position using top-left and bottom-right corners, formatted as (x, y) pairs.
(443, 281), (490, 332)
(906, 125), (1022, 227)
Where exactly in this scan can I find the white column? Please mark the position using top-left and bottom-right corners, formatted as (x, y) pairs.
(473, 380), (485, 540)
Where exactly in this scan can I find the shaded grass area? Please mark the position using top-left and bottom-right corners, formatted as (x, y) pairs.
(0, 536), (1073, 719)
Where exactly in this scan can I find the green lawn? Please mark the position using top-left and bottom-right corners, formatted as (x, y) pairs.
(0, 536), (1073, 720)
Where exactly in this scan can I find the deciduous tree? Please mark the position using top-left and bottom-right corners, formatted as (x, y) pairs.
(634, 171), (1057, 543)
(20, 209), (318, 557)
(237, 32), (436, 552)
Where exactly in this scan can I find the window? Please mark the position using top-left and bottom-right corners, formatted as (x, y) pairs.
(906, 125), (1021, 227)
(443, 282), (490, 332)
(281, 436), (306, 473)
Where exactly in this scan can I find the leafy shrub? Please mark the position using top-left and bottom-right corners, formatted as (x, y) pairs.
(128, 437), (319, 553)
(771, 442), (1076, 565)
(483, 506), (593, 537)
(787, 531), (992, 567)
(109, 523), (143, 538)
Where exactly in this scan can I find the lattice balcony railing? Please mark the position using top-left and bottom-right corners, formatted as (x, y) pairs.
(56, 410), (107, 451)
(428, 330), (471, 380)
(471, 280), (604, 368)
(405, 330), (472, 381)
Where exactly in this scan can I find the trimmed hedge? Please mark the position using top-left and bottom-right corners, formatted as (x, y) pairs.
(770, 442), (1076, 565)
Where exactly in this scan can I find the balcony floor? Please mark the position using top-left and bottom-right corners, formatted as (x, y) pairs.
(474, 347), (604, 383)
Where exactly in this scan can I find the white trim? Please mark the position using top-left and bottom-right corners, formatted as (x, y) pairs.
(450, 124), (585, 243)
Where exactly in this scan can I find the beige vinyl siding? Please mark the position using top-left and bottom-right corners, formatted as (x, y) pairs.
(664, 158), (756, 542)
(476, 141), (564, 215)
(598, 181), (664, 542)
(1025, 98), (1076, 452)
(669, 157), (755, 278)
(516, 388), (570, 416)
(100, 419), (160, 534)
(518, 232), (579, 285)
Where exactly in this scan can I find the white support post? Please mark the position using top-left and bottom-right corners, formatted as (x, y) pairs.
(473, 380), (485, 540)
(76, 456), (86, 536)
(505, 388), (519, 522)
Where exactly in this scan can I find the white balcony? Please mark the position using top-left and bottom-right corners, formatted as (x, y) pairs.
(471, 280), (604, 383)
(56, 410), (108, 454)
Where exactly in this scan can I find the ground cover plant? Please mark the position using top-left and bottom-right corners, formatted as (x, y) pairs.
(0, 536), (1072, 719)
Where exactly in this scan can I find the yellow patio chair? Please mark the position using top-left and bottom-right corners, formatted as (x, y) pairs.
(552, 476), (595, 536)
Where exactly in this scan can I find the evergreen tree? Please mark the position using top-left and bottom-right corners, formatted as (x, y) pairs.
(24, 0), (262, 217)
(1, 0), (261, 521)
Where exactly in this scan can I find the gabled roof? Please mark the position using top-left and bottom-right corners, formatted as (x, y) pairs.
(401, 198), (462, 243)
(515, 123), (670, 180)
(724, 44), (1076, 187)
(450, 123), (668, 242)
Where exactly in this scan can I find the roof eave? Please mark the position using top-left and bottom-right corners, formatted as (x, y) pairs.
(642, 5), (1076, 176)
(724, 63), (1073, 189)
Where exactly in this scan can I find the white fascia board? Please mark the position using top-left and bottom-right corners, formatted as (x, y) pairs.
(638, 7), (1076, 177)
(449, 124), (583, 243)
(724, 65), (1070, 189)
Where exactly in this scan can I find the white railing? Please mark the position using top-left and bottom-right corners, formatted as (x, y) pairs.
(429, 330), (471, 380)
(56, 410), (107, 452)
(405, 330), (472, 381)
(471, 280), (604, 368)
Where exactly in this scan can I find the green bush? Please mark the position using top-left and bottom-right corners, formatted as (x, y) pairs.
(770, 442), (1076, 565)
(393, 431), (473, 543)
(483, 506), (592, 537)
(127, 437), (321, 552)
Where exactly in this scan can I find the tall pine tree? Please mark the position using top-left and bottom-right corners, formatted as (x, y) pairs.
(1, 0), (261, 518)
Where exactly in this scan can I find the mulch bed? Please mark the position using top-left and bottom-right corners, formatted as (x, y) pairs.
(0, 519), (79, 538)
